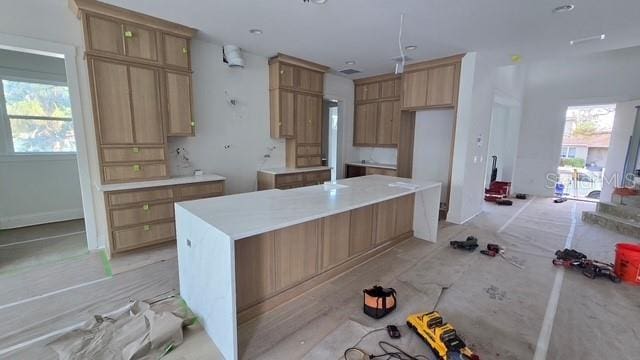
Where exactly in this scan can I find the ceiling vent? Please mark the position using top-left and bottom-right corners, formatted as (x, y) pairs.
(339, 68), (361, 75)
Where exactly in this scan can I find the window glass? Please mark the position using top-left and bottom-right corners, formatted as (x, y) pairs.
(567, 147), (576, 158)
(2, 80), (76, 153)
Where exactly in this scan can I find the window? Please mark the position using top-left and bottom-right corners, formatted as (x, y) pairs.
(2, 79), (76, 153)
(560, 146), (577, 159)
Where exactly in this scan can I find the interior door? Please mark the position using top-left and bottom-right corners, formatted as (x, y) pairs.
(89, 58), (133, 145)
(129, 65), (164, 144)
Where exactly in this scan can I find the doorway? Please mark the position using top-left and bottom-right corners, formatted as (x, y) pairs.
(0, 44), (90, 273)
(322, 99), (340, 181)
(485, 102), (520, 189)
(557, 104), (615, 200)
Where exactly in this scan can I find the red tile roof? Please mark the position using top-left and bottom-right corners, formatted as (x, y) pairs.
(563, 133), (611, 148)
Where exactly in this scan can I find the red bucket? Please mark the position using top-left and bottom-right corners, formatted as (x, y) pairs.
(615, 243), (640, 285)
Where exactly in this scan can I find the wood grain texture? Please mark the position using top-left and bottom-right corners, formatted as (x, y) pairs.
(377, 100), (400, 146)
(321, 212), (351, 270)
(112, 221), (175, 252)
(102, 163), (168, 183)
(101, 146), (165, 163)
(122, 23), (158, 62)
(165, 71), (193, 136)
(129, 65), (164, 144)
(107, 187), (174, 207)
(401, 69), (429, 109)
(274, 220), (320, 290)
(396, 111), (416, 178)
(426, 64), (456, 107)
(109, 201), (174, 228)
(85, 14), (123, 56)
(374, 199), (396, 244)
(349, 205), (374, 256)
(174, 181), (224, 200)
(163, 33), (190, 69)
(365, 167), (397, 176)
(354, 103), (378, 146)
(395, 194), (415, 236)
(235, 232), (276, 310)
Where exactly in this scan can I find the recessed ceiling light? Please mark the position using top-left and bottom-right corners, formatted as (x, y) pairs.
(552, 4), (575, 13)
(345, 60), (356, 65)
(405, 45), (417, 51)
(569, 33), (605, 45)
(249, 29), (263, 35)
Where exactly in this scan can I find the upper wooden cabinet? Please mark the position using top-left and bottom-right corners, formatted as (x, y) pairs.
(401, 55), (462, 110)
(268, 53), (329, 168)
(162, 33), (190, 70)
(165, 70), (194, 136)
(354, 74), (401, 148)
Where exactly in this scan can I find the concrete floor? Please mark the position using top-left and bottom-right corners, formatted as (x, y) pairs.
(1, 199), (638, 359)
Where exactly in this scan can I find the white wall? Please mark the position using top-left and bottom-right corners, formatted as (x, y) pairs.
(0, 48), (83, 229)
(514, 46), (640, 196)
(413, 109), (455, 202)
(602, 99), (640, 201)
(324, 72), (355, 179)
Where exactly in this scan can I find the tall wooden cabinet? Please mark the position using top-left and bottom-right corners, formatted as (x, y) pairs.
(353, 74), (401, 147)
(73, 0), (197, 184)
(269, 54), (329, 168)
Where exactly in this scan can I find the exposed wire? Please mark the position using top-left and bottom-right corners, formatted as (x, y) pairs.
(395, 13), (406, 74)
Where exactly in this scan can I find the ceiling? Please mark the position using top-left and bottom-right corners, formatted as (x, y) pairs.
(102, 0), (640, 78)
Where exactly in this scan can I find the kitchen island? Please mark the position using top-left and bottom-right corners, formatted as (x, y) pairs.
(175, 175), (441, 360)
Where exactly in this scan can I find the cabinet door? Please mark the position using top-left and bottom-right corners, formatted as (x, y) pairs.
(349, 205), (374, 256)
(356, 82), (380, 102)
(426, 64), (456, 107)
(123, 24), (158, 62)
(354, 103), (378, 146)
(304, 95), (322, 143)
(374, 199), (396, 244)
(274, 220), (319, 290)
(279, 64), (296, 88)
(380, 78), (401, 98)
(165, 71), (194, 136)
(298, 68), (323, 93)
(377, 100), (400, 145)
(321, 212), (351, 270)
(394, 194), (415, 236)
(402, 69), (428, 109)
(85, 15), (124, 56)
(235, 233), (275, 309)
(129, 65), (164, 144)
(163, 33), (190, 69)
(89, 58), (133, 145)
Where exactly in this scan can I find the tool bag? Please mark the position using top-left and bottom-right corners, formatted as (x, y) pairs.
(362, 286), (396, 319)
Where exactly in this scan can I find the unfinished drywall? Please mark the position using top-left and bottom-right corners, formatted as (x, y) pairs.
(413, 109), (455, 203)
(514, 46), (640, 197)
(0, 49), (83, 229)
(602, 99), (640, 201)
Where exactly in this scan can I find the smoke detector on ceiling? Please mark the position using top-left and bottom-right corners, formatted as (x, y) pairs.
(223, 45), (245, 68)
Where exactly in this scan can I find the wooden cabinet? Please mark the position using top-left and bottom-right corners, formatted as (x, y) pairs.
(395, 194), (415, 236)
(349, 205), (374, 256)
(257, 168), (331, 190)
(401, 56), (461, 110)
(162, 33), (190, 70)
(353, 74), (401, 148)
(84, 13), (159, 63)
(129, 65), (164, 144)
(274, 220), (320, 290)
(235, 233), (275, 310)
(165, 71), (194, 136)
(268, 54), (329, 168)
(345, 163), (397, 178)
(85, 14), (124, 56)
(104, 180), (224, 254)
(122, 23), (158, 62)
(321, 212), (351, 270)
(373, 194), (414, 245)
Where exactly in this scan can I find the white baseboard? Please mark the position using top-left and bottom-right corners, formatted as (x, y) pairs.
(0, 208), (84, 229)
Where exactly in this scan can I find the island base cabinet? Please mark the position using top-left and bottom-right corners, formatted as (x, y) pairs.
(349, 205), (374, 256)
(235, 233), (276, 310)
(274, 220), (320, 290)
(321, 212), (351, 270)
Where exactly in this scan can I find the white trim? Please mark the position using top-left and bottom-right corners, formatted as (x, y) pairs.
(0, 33), (98, 249)
(0, 208), (84, 229)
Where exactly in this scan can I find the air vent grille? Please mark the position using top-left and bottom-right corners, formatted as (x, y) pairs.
(339, 68), (361, 75)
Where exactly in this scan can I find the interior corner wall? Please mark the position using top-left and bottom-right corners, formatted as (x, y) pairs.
(513, 46), (640, 197)
(602, 99), (640, 201)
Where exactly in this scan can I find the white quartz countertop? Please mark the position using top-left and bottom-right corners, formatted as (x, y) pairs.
(345, 162), (397, 170)
(177, 175), (440, 241)
(258, 166), (331, 175)
(97, 174), (226, 192)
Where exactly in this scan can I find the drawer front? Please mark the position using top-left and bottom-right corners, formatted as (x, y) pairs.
(276, 174), (304, 185)
(175, 181), (224, 200)
(101, 147), (166, 163)
(109, 202), (174, 228)
(296, 156), (322, 168)
(297, 145), (321, 156)
(304, 170), (331, 182)
(103, 163), (168, 183)
(365, 167), (397, 176)
(107, 187), (174, 207)
(112, 221), (175, 252)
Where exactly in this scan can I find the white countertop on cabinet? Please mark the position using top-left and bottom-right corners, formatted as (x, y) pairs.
(345, 162), (397, 170)
(97, 174), (226, 192)
(258, 166), (331, 175)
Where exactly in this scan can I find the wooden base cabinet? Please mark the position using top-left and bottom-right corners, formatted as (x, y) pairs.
(105, 180), (224, 254)
(257, 168), (331, 190)
(234, 194), (415, 320)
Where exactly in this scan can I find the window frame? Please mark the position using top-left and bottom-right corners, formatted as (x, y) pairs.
(0, 75), (77, 156)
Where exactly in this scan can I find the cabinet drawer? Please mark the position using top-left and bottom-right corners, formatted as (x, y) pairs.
(296, 156), (322, 168)
(365, 167), (397, 176)
(107, 187), (174, 208)
(304, 170), (331, 182)
(175, 181), (224, 200)
(112, 221), (175, 252)
(101, 147), (165, 163)
(109, 202), (174, 228)
(103, 163), (168, 183)
(276, 174), (304, 185)
(297, 145), (321, 156)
